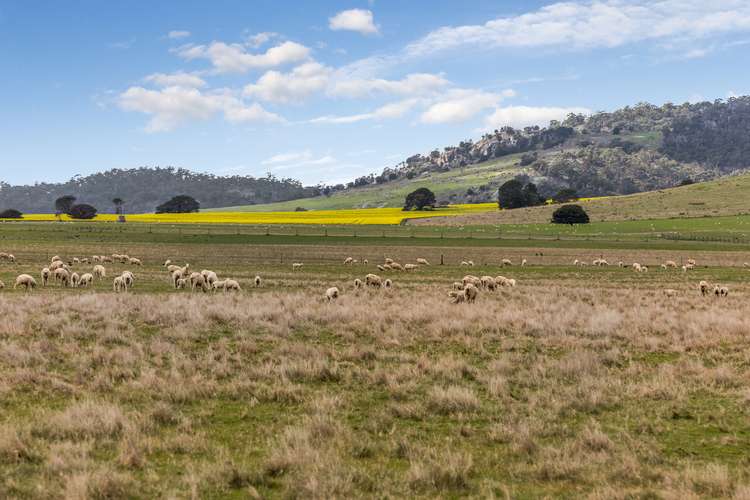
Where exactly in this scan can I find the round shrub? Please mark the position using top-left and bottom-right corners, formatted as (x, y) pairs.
(552, 204), (589, 225)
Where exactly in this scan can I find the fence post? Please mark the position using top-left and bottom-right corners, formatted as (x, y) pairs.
(440, 254), (444, 266)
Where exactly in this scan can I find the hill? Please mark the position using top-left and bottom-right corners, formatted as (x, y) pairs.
(408, 172), (750, 226)
(0, 167), (318, 214)
(216, 96), (750, 212)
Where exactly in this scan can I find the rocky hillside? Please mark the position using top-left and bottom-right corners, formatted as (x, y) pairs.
(334, 96), (750, 203)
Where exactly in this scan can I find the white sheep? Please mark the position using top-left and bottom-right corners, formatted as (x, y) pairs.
(640, 266), (649, 273)
(383, 279), (392, 289)
(92, 256), (101, 263)
(390, 262), (404, 271)
(50, 255), (62, 263)
(460, 261), (470, 267)
(699, 280), (711, 296)
(189, 272), (209, 292)
(714, 285), (729, 297)
(617, 261), (625, 268)
(665, 260), (677, 268)
(344, 257), (354, 265)
(325, 287), (340, 301)
(93, 265), (106, 279)
(448, 290), (466, 304)
(404, 263), (418, 271)
(172, 270), (184, 288)
(664, 289), (677, 298)
(687, 259), (696, 266)
(292, 263), (303, 271)
(462, 275), (481, 288)
(573, 259), (579, 266)
(365, 274), (382, 288)
(502, 258), (512, 266)
(54, 268), (70, 287)
(0, 280), (4, 289)
(41, 267), (51, 287)
(254, 276), (262, 287)
(129, 257), (142, 266)
(480, 276), (497, 291)
(384, 258), (394, 265)
(70, 272), (81, 288)
(224, 279), (241, 292)
(50, 260), (66, 271)
(164, 259), (172, 267)
(377, 265), (385, 271)
(632, 263), (642, 272)
(176, 278), (188, 289)
(113, 276), (126, 293)
(451, 282), (464, 290)
(382, 264), (392, 271)
(121, 271), (135, 288)
(463, 283), (478, 303)
(353, 278), (363, 289)
(81, 258), (90, 264)
(14, 274), (37, 290)
(521, 259), (527, 267)
(416, 258), (430, 266)
(363, 259), (369, 265)
(167, 264), (182, 274)
(212, 280), (227, 291)
(79, 273), (94, 287)
(202, 270), (218, 287)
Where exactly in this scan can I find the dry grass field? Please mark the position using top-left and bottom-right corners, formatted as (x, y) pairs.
(1, 224), (749, 498)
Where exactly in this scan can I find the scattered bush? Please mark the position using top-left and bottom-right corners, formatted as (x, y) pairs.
(68, 204), (98, 220)
(403, 188), (436, 211)
(156, 195), (200, 214)
(0, 209), (23, 219)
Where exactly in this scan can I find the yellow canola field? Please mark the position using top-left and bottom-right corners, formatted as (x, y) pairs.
(4, 204), (498, 226)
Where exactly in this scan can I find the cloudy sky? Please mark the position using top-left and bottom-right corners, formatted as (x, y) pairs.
(2, 0), (749, 186)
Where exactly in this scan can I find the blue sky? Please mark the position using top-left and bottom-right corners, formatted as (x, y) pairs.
(1, 0), (749, 186)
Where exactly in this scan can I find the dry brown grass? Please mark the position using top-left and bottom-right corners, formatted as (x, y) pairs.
(0, 240), (749, 497)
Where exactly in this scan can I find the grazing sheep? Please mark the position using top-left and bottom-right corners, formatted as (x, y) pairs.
(344, 257), (354, 265)
(593, 258), (609, 267)
(129, 257), (142, 266)
(687, 259), (696, 267)
(665, 260), (678, 268)
(660, 264), (668, 270)
(70, 272), (81, 288)
(384, 258), (394, 265)
(463, 283), (478, 303)
(121, 271), (135, 288)
(448, 290), (466, 304)
(744, 262), (749, 268)
(640, 266), (649, 273)
(164, 259), (172, 267)
(92, 256), (101, 263)
(172, 270), (184, 288)
(189, 272), (209, 292)
(176, 278), (188, 289)
(480, 276), (497, 291)
(460, 261), (470, 267)
(383, 279), (392, 289)
(81, 258), (90, 264)
(714, 285), (729, 297)
(50, 260), (66, 271)
(353, 278), (363, 289)
(167, 265), (181, 274)
(451, 282), (464, 290)
(664, 289), (677, 298)
(325, 287), (340, 301)
(462, 275), (481, 288)
(502, 258), (512, 266)
(93, 265), (106, 279)
(390, 262), (404, 271)
(618, 261), (625, 268)
(202, 270), (218, 287)
(416, 258), (430, 266)
(41, 267), (51, 287)
(377, 265), (385, 271)
(505, 278), (517, 287)
(699, 280), (711, 296)
(292, 263), (303, 271)
(521, 259), (527, 267)
(0, 280), (4, 289)
(224, 279), (241, 292)
(382, 264), (392, 271)
(254, 276), (262, 287)
(573, 259), (579, 266)
(363, 259), (369, 265)
(14, 274), (37, 290)
(103, 256), (114, 264)
(365, 274), (382, 288)
(113, 276), (126, 293)
(54, 268), (70, 287)
(468, 260), (474, 267)
(632, 263), (642, 272)
(72, 257), (80, 265)
(404, 263), (418, 271)
(79, 273), (94, 288)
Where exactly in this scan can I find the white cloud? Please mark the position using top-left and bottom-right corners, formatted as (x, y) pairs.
(420, 89), (514, 124)
(262, 150), (313, 165)
(178, 40), (310, 73)
(483, 105), (591, 130)
(682, 48), (711, 59)
(144, 72), (206, 88)
(331, 73), (449, 98)
(118, 86), (282, 132)
(245, 32), (277, 48)
(310, 99), (418, 124)
(168, 30), (191, 40)
(244, 62), (332, 103)
(406, 0), (750, 56)
(329, 9), (379, 35)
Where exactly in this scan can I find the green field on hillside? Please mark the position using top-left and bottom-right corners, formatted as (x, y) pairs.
(209, 155), (523, 212)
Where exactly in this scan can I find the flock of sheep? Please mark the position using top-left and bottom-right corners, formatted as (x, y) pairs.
(0, 251), (741, 302)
